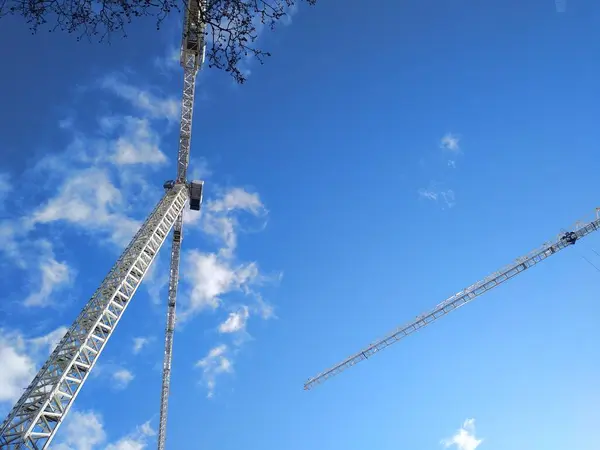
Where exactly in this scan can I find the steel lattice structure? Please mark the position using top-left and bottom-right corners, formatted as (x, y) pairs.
(0, 0), (207, 448)
(304, 212), (600, 390)
(157, 2), (206, 449)
(0, 185), (189, 449)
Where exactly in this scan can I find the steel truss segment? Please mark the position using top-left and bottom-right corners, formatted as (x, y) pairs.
(0, 185), (189, 450)
(176, 66), (198, 183)
(157, 214), (183, 450)
(304, 216), (600, 390)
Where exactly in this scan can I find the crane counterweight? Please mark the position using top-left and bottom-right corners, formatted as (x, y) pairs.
(189, 180), (204, 211)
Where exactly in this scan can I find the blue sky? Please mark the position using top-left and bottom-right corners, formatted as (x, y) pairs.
(1, 0), (599, 448)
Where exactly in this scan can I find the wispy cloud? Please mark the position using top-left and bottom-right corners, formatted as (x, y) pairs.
(0, 331), (36, 403)
(105, 420), (156, 450)
(153, 46), (181, 73)
(112, 368), (135, 389)
(101, 75), (179, 122)
(28, 326), (68, 354)
(440, 133), (461, 152)
(23, 241), (73, 307)
(180, 186), (273, 320)
(109, 116), (168, 166)
(52, 410), (155, 450)
(441, 418), (483, 450)
(181, 184), (278, 396)
(0, 221), (23, 266)
(0, 224), (73, 307)
(0, 326), (68, 403)
(418, 186), (456, 209)
(132, 337), (151, 354)
(200, 187), (267, 257)
(218, 306), (250, 333)
(29, 168), (142, 248)
(195, 344), (233, 398)
(182, 251), (260, 315)
(52, 410), (106, 450)
(418, 188), (438, 201)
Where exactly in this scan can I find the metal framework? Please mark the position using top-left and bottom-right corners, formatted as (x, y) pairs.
(0, 185), (189, 449)
(157, 1), (206, 450)
(304, 212), (600, 390)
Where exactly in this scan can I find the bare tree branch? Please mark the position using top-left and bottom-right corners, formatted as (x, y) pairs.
(0, 0), (316, 83)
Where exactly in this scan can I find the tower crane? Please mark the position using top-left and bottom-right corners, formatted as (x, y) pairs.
(0, 2), (207, 449)
(304, 210), (600, 390)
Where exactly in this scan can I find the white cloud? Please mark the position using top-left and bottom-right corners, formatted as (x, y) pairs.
(441, 190), (456, 208)
(153, 46), (181, 72)
(448, 160), (456, 168)
(0, 221), (25, 267)
(254, 294), (276, 320)
(440, 133), (460, 152)
(182, 251), (260, 317)
(180, 186), (276, 342)
(418, 186), (456, 209)
(110, 117), (167, 166)
(53, 410), (155, 450)
(52, 410), (106, 450)
(418, 189), (438, 201)
(180, 186), (277, 394)
(29, 326), (68, 355)
(208, 187), (265, 215)
(218, 306), (249, 333)
(139, 421), (155, 437)
(0, 227), (73, 306)
(441, 418), (483, 450)
(195, 344), (233, 398)
(132, 337), (150, 354)
(0, 326), (69, 403)
(30, 168), (141, 248)
(200, 187), (267, 259)
(189, 157), (212, 181)
(101, 76), (179, 122)
(23, 242), (72, 307)
(0, 331), (36, 403)
(112, 368), (135, 389)
(104, 420), (156, 450)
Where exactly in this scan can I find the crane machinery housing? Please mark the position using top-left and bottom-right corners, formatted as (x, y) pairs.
(0, 1), (207, 449)
(304, 211), (600, 390)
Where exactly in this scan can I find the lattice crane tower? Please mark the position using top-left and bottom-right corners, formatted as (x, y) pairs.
(0, 2), (207, 449)
(304, 210), (600, 390)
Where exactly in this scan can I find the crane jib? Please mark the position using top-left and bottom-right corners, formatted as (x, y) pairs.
(304, 215), (600, 390)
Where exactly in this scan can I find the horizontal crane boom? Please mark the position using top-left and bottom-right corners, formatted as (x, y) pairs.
(304, 212), (600, 390)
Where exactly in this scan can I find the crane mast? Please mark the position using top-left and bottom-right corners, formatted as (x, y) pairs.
(157, 2), (206, 450)
(0, 185), (190, 449)
(304, 212), (600, 390)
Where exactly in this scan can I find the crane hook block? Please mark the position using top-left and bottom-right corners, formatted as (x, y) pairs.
(189, 180), (204, 211)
